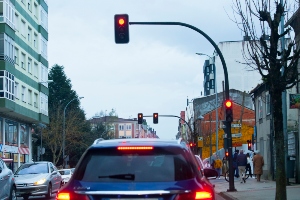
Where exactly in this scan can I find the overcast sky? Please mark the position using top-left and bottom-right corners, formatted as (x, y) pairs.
(47, 0), (244, 140)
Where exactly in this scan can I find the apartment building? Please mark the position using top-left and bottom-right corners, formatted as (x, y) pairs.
(0, 0), (49, 172)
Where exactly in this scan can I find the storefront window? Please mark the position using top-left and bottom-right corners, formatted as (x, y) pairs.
(5, 120), (17, 145)
(20, 124), (29, 147)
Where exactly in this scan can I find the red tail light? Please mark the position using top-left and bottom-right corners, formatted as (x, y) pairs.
(56, 192), (89, 200)
(117, 146), (153, 150)
(175, 191), (213, 200)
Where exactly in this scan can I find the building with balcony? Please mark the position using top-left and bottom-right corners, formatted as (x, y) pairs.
(0, 0), (49, 172)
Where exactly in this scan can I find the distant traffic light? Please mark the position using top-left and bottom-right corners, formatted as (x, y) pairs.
(138, 113), (143, 124)
(114, 14), (129, 44)
(189, 142), (196, 147)
(225, 151), (229, 159)
(247, 140), (252, 150)
(224, 99), (233, 122)
(153, 113), (158, 124)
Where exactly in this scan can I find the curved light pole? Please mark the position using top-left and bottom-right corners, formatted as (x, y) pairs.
(63, 96), (84, 168)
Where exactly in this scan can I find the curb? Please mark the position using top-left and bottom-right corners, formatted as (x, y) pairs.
(218, 192), (238, 200)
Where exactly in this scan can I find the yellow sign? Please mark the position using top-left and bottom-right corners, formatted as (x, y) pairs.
(198, 140), (203, 147)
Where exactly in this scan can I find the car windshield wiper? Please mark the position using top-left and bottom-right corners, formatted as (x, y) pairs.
(98, 173), (135, 180)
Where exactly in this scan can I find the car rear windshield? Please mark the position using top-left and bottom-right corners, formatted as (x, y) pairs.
(15, 163), (48, 175)
(75, 146), (198, 182)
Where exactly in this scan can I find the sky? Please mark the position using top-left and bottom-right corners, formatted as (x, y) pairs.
(47, 0), (243, 140)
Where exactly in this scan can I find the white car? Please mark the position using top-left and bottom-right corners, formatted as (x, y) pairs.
(0, 158), (16, 200)
(14, 161), (62, 200)
(58, 169), (73, 185)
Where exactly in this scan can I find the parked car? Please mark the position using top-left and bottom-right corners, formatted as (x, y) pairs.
(195, 154), (205, 172)
(14, 161), (62, 200)
(0, 157), (16, 200)
(56, 138), (217, 200)
(58, 169), (73, 185)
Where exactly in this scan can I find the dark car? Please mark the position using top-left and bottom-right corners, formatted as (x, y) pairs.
(0, 157), (16, 199)
(14, 161), (62, 200)
(56, 138), (217, 200)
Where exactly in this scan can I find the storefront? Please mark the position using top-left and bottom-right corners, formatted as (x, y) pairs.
(0, 118), (31, 172)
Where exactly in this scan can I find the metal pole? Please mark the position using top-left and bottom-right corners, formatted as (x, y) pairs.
(63, 97), (84, 168)
(214, 55), (219, 156)
(209, 112), (212, 164)
(40, 131), (43, 161)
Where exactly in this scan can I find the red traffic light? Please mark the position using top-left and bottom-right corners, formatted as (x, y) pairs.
(225, 151), (229, 157)
(189, 142), (196, 147)
(118, 18), (125, 25)
(153, 113), (158, 124)
(225, 100), (232, 108)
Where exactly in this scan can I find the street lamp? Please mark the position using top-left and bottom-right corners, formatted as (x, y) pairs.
(62, 96), (84, 168)
(196, 52), (220, 156)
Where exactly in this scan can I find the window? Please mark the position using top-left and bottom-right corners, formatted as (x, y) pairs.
(34, 92), (38, 107)
(21, 53), (25, 69)
(28, 58), (32, 73)
(41, 36), (47, 59)
(119, 125), (124, 130)
(14, 47), (19, 65)
(258, 97), (262, 119)
(126, 124), (131, 130)
(33, 62), (38, 77)
(21, 86), (26, 102)
(34, 3), (38, 18)
(15, 14), (19, 32)
(20, 124), (29, 147)
(14, 82), (19, 99)
(21, 20), (26, 37)
(40, 92), (48, 116)
(28, 89), (32, 105)
(266, 93), (270, 115)
(33, 33), (38, 48)
(40, 7), (48, 31)
(27, 27), (32, 42)
(0, 70), (14, 101)
(28, 0), (32, 11)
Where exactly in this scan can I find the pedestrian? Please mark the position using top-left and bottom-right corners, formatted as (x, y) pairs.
(237, 149), (247, 183)
(214, 155), (222, 179)
(204, 160), (211, 168)
(245, 153), (253, 178)
(253, 150), (264, 182)
(233, 150), (239, 178)
(222, 156), (228, 177)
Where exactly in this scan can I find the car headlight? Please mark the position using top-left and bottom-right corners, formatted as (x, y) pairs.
(34, 178), (47, 185)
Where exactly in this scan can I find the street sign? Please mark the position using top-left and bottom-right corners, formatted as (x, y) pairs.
(232, 133), (242, 138)
(197, 137), (203, 147)
(231, 124), (241, 128)
(198, 137), (203, 141)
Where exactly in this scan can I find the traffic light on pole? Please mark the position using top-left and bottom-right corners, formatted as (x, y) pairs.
(114, 14), (129, 44)
(153, 113), (158, 124)
(138, 113), (143, 124)
(225, 151), (229, 159)
(247, 140), (252, 150)
(224, 99), (233, 122)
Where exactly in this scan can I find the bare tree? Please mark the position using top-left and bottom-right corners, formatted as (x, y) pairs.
(232, 1), (300, 199)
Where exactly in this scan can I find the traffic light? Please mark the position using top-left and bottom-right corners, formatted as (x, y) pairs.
(138, 113), (143, 124)
(189, 142), (196, 147)
(224, 99), (233, 122)
(153, 113), (158, 124)
(247, 140), (252, 150)
(225, 151), (229, 159)
(114, 14), (129, 44)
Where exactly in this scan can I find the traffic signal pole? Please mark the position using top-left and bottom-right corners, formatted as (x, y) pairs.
(127, 20), (235, 192)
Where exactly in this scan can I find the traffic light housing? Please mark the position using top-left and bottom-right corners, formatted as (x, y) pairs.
(189, 142), (196, 147)
(114, 14), (129, 44)
(153, 113), (158, 124)
(247, 140), (252, 150)
(224, 99), (233, 122)
(138, 113), (143, 124)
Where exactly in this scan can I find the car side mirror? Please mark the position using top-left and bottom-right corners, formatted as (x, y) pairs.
(203, 168), (218, 179)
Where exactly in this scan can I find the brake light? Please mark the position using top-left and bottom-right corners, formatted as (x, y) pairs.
(56, 192), (89, 200)
(195, 191), (213, 199)
(175, 191), (213, 200)
(117, 146), (153, 150)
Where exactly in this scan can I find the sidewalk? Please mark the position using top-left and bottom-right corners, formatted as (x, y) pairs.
(211, 176), (300, 200)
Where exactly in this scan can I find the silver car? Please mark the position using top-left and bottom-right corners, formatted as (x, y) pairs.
(14, 161), (62, 200)
(0, 158), (16, 200)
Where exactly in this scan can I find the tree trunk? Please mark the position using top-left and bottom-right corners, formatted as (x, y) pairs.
(272, 88), (287, 200)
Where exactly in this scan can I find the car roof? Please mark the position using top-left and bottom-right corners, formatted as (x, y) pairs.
(91, 138), (189, 149)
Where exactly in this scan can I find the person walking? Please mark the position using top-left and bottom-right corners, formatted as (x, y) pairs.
(245, 153), (253, 178)
(233, 150), (239, 178)
(237, 149), (247, 183)
(222, 156), (228, 177)
(214, 155), (222, 179)
(253, 150), (264, 182)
